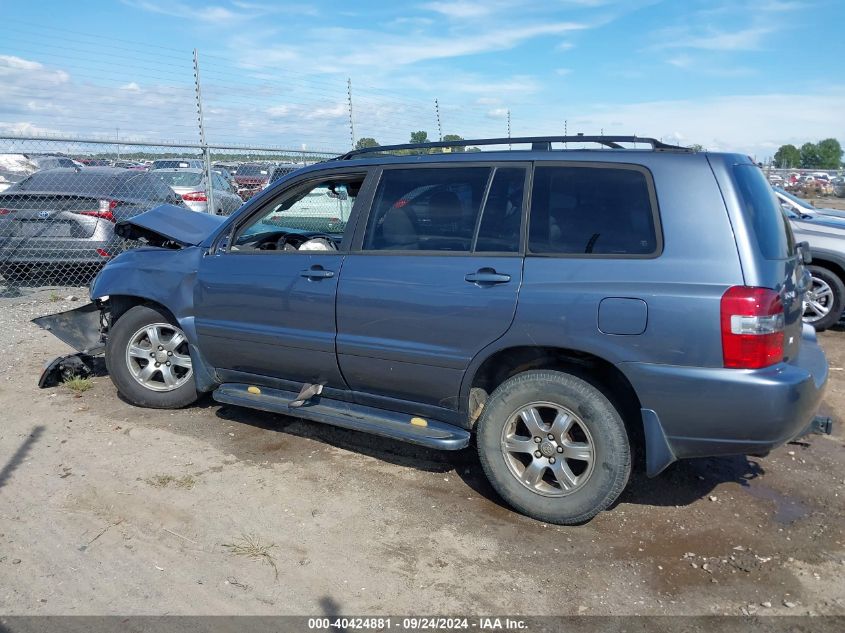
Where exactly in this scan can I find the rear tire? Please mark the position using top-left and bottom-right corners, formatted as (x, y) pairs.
(804, 265), (844, 331)
(476, 370), (631, 525)
(105, 304), (198, 408)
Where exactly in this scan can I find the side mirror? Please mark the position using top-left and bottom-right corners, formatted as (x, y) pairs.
(797, 241), (812, 264)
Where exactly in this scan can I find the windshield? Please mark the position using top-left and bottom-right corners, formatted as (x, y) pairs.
(774, 187), (814, 210)
(153, 171), (203, 188)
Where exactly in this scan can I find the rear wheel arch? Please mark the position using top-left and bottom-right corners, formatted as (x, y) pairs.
(465, 345), (644, 465)
(809, 256), (845, 283)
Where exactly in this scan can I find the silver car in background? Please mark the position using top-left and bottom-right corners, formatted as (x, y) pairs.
(0, 167), (182, 283)
(151, 168), (243, 216)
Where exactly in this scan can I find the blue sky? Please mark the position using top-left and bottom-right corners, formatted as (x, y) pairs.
(1, 0), (844, 157)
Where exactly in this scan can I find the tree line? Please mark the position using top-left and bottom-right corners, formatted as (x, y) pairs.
(773, 139), (842, 169)
(355, 131), (480, 153)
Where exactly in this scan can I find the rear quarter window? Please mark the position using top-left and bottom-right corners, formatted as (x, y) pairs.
(733, 165), (795, 260)
(528, 165), (660, 256)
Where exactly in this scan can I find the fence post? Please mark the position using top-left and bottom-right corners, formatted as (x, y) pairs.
(193, 49), (214, 214)
(347, 78), (356, 150)
(507, 109), (511, 150)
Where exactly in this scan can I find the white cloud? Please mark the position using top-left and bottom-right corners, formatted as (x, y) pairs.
(120, 82), (142, 92)
(667, 55), (693, 68)
(123, 0), (243, 24)
(486, 108), (509, 120)
(421, 1), (496, 18)
(550, 91), (845, 157)
(555, 68), (573, 76)
(0, 55), (43, 72)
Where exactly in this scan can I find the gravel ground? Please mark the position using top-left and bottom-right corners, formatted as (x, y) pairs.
(0, 289), (843, 616)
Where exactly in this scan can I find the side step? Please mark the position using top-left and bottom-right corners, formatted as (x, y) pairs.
(212, 383), (471, 451)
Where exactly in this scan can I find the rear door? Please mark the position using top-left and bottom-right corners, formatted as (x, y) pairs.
(336, 163), (527, 411)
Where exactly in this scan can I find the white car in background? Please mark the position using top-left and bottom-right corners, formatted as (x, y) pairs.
(0, 154), (38, 192)
(151, 168), (243, 216)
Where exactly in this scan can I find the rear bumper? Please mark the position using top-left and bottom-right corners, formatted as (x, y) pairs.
(621, 324), (829, 475)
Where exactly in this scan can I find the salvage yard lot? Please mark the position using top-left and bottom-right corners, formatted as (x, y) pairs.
(1, 291), (843, 616)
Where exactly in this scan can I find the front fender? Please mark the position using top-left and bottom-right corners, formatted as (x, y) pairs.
(90, 246), (219, 392)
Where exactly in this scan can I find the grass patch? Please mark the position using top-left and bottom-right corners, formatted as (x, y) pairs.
(223, 534), (278, 579)
(63, 376), (93, 393)
(145, 474), (196, 490)
(49, 292), (60, 302)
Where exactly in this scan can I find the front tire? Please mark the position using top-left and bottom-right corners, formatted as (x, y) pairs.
(105, 305), (198, 408)
(476, 370), (631, 525)
(803, 265), (844, 331)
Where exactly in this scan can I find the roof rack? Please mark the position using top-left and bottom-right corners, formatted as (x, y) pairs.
(336, 135), (691, 160)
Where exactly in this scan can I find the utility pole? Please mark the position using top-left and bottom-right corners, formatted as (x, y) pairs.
(116, 128), (120, 161)
(347, 78), (356, 150)
(193, 49), (214, 213)
(507, 109), (511, 149)
(564, 119), (567, 148)
(435, 99), (442, 142)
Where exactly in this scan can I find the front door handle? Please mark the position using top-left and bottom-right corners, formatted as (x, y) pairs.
(300, 266), (335, 280)
(465, 268), (511, 286)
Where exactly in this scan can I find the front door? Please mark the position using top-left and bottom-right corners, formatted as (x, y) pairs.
(337, 164), (527, 410)
(194, 171), (370, 389)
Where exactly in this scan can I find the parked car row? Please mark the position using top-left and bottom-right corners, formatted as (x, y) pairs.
(768, 170), (845, 198)
(774, 187), (845, 330)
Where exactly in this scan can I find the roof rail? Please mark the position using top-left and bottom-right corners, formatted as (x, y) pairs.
(336, 135), (691, 160)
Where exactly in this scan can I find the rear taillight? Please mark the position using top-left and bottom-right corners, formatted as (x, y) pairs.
(79, 199), (117, 222)
(720, 286), (784, 369)
(0, 208), (10, 215)
(182, 192), (208, 202)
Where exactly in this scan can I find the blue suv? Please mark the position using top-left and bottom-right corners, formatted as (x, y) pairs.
(55, 136), (830, 524)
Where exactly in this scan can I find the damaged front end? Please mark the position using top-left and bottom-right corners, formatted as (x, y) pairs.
(32, 298), (111, 387)
(33, 204), (228, 389)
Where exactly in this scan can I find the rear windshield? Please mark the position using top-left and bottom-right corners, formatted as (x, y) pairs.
(12, 171), (117, 196)
(733, 165), (795, 260)
(152, 160), (200, 169)
(153, 171), (203, 187)
(238, 165), (270, 177)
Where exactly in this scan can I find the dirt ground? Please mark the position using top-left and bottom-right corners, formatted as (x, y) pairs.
(0, 289), (843, 616)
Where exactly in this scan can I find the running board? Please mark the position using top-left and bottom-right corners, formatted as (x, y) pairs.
(212, 383), (471, 451)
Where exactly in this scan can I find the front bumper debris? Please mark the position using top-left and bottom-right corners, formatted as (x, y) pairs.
(32, 302), (108, 388)
(31, 302), (105, 355)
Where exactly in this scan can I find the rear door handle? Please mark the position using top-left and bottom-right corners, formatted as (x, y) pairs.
(300, 266), (335, 280)
(465, 268), (511, 285)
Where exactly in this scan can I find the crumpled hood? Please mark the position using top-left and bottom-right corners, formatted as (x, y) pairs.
(115, 204), (225, 247)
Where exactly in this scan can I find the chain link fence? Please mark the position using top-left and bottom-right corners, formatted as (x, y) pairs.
(0, 136), (339, 295)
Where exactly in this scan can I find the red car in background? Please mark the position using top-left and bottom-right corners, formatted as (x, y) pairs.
(234, 164), (272, 200)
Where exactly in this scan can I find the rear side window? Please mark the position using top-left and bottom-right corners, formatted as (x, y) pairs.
(733, 165), (795, 260)
(474, 167), (525, 253)
(529, 165), (659, 256)
(364, 167), (491, 252)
